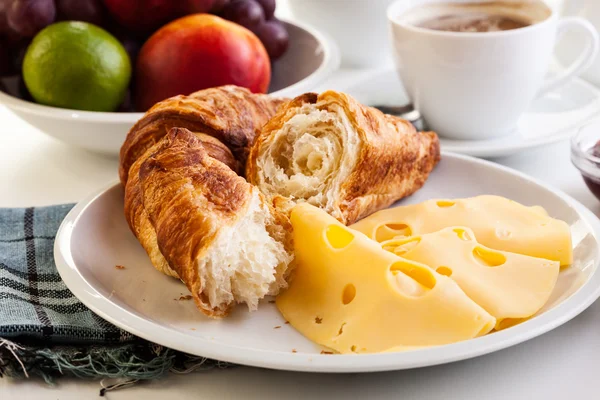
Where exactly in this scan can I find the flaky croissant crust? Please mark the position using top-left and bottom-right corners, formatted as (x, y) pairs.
(246, 90), (441, 225)
(138, 128), (293, 317)
(139, 128), (255, 316)
(124, 132), (241, 279)
(119, 85), (286, 185)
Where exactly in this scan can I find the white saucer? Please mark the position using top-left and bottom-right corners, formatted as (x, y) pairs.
(54, 153), (600, 373)
(342, 68), (600, 158)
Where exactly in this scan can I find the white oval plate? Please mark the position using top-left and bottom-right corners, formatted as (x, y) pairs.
(55, 153), (600, 372)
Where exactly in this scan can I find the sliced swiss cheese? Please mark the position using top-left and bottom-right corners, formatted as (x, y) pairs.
(277, 203), (495, 354)
(350, 195), (572, 265)
(382, 227), (560, 328)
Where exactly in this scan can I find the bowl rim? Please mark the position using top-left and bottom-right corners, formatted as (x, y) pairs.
(0, 18), (340, 123)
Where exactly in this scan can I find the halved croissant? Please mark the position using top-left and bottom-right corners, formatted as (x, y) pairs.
(246, 91), (441, 225)
(124, 132), (240, 279)
(121, 85), (286, 281)
(119, 85), (286, 185)
(138, 128), (294, 317)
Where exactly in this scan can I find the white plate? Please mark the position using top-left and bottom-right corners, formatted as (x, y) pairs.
(343, 68), (600, 158)
(55, 153), (600, 373)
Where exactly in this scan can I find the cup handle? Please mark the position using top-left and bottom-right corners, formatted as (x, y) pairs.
(538, 17), (600, 96)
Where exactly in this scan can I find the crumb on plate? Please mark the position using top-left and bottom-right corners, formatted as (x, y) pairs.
(320, 350), (333, 355)
(115, 265), (125, 270)
(274, 326), (281, 329)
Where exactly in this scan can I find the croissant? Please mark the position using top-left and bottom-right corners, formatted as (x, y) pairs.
(124, 132), (240, 278)
(122, 86), (286, 280)
(138, 128), (293, 317)
(246, 91), (441, 225)
(119, 85), (286, 185)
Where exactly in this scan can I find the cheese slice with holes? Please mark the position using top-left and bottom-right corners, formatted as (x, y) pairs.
(276, 203), (495, 354)
(350, 195), (572, 265)
(382, 227), (560, 329)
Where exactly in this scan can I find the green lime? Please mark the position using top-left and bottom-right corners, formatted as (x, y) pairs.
(23, 21), (131, 112)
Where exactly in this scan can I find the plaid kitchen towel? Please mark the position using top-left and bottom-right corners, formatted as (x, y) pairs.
(0, 205), (231, 392)
(0, 205), (133, 343)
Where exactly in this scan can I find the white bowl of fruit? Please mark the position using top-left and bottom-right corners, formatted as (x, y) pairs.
(0, 0), (340, 156)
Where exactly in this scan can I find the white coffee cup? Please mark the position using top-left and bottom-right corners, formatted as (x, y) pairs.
(387, 0), (599, 140)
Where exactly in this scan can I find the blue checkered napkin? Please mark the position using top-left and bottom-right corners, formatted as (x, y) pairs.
(0, 205), (134, 343)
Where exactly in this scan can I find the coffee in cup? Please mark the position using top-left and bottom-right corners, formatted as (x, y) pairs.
(417, 12), (531, 32)
(388, 0), (599, 140)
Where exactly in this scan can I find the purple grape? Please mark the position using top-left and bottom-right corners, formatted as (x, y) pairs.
(0, 39), (10, 77)
(179, 0), (214, 14)
(0, 75), (28, 99)
(255, 0), (274, 20)
(4, 24), (22, 45)
(119, 34), (141, 65)
(17, 73), (32, 100)
(222, 0), (264, 30)
(255, 20), (288, 60)
(0, 75), (17, 95)
(56, 0), (105, 26)
(0, 0), (12, 34)
(10, 38), (28, 73)
(7, 0), (56, 37)
(117, 89), (134, 112)
(211, 0), (230, 13)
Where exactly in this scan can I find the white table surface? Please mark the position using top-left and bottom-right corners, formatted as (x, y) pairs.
(2, 1), (599, 395)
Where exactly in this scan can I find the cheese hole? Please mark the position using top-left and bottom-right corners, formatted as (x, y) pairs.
(325, 225), (354, 249)
(436, 200), (455, 208)
(436, 266), (453, 277)
(375, 223), (412, 242)
(472, 247), (506, 267)
(350, 345), (357, 352)
(342, 284), (356, 305)
(392, 238), (421, 256)
(390, 261), (436, 290)
(382, 241), (400, 253)
(453, 228), (473, 241)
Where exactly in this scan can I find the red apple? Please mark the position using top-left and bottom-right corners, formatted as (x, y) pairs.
(102, 0), (180, 34)
(135, 14), (270, 111)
